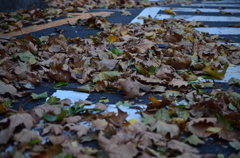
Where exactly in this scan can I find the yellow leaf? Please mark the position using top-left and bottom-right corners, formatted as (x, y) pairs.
(206, 127), (222, 133)
(164, 8), (176, 15)
(111, 26), (117, 33)
(187, 36), (195, 43)
(65, 8), (73, 12)
(128, 118), (140, 125)
(107, 34), (118, 42)
(149, 95), (161, 106)
(120, 28), (128, 36)
(204, 64), (229, 79)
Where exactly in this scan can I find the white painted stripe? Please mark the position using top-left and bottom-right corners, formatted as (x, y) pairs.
(182, 3), (240, 7)
(131, 7), (161, 24)
(220, 43), (240, 46)
(202, 1), (240, 3)
(195, 27), (240, 35)
(156, 7), (240, 13)
(155, 14), (240, 22)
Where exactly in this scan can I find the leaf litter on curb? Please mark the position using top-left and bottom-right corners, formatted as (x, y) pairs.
(0, 0), (240, 158)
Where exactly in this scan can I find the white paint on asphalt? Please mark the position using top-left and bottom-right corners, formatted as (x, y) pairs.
(155, 14), (240, 22)
(131, 7), (161, 24)
(47, 90), (146, 121)
(181, 3), (240, 7)
(195, 27), (240, 35)
(202, 1), (240, 3)
(155, 7), (240, 13)
(215, 65), (240, 83)
(49, 90), (89, 105)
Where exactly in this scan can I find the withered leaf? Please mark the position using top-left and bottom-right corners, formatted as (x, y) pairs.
(106, 108), (128, 128)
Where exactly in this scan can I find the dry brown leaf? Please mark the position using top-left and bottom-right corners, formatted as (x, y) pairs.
(94, 103), (107, 111)
(135, 39), (155, 54)
(116, 78), (140, 99)
(42, 124), (64, 135)
(64, 123), (89, 137)
(62, 116), (82, 124)
(14, 129), (43, 144)
(168, 140), (199, 153)
(187, 117), (217, 138)
(0, 113), (35, 144)
(106, 108), (128, 128)
(150, 120), (179, 138)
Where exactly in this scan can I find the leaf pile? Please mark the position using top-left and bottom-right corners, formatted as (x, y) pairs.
(0, 5), (240, 158)
(0, 0), (161, 33)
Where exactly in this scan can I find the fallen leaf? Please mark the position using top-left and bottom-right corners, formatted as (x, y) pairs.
(150, 120), (179, 138)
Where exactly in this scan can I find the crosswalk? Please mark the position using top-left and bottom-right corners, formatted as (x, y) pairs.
(131, 0), (240, 42)
(131, 0), (240, 82)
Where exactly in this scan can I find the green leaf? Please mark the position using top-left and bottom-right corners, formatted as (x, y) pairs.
(77, 84), (92, 92)
(34, 37), (42, 45)
(93, 71), (120, 82)
(46, 96), (60, 105)
(175, 109), (190, 120)
(53, 153), (72, 158)
(184, 134), (205, 145)
(111, 47), (122, 55)
(204, 64), (229, 79)
(148, 66), (159, 75)
(43, 111), (67, 122)
(13, 151), (27, 158)
(178, 104), (186, 109)
(99, 98), (109, 103)
(31, 92), (48, 100)
(216, 113), (234, 131)
(122, 101), (131, 107)
(229, 140), (240, 150)
(141, 113), (156, 124)
(115, 101), (123, 107)
(12, 51), (37, 65)
(228, 77), (240, 87)
(194, 82), (214, 88)
(229, 92), (240, 107)
(12, 15), (22, 20)
(154, 108), (169, 121)
(56, 81), (68, 87)
(29, 139), (40, 145)
(3, 99), (12, 106)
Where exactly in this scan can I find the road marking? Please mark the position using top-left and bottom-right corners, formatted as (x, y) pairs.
(181, 3), (240, 7)
(202, 1), (240, 3)
(155, 7), (240, 13)
(155, 14), (240, 22)
(195, 27), (240, 35)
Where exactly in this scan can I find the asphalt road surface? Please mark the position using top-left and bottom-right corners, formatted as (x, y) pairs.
(1, 0), (240, 157)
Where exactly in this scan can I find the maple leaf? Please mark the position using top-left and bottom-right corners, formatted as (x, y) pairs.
(168, 78), (189, 91)
(14, 129), (43, 144)
(187, 117), (218, 138)
(0, 113), (35, 144)
(135, 39), (155, 54)
(116, 78), (140, 99)
(64, 123), (89, 138)
(91, 119), (109, 130)
(168, 140), (199, 153)
(204, 64), (229, 79)
(62, 116), (82, 124)
(0, 80), (20, 97)
(94, 103), (107, 111)
(146, 95), (171, 112)
(150, 120), (179, 138)
(106, 108), (128, 128)
(93, 71), (121, 82)
(42, 124), (63, 135)
(49, 64), (71, 82)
